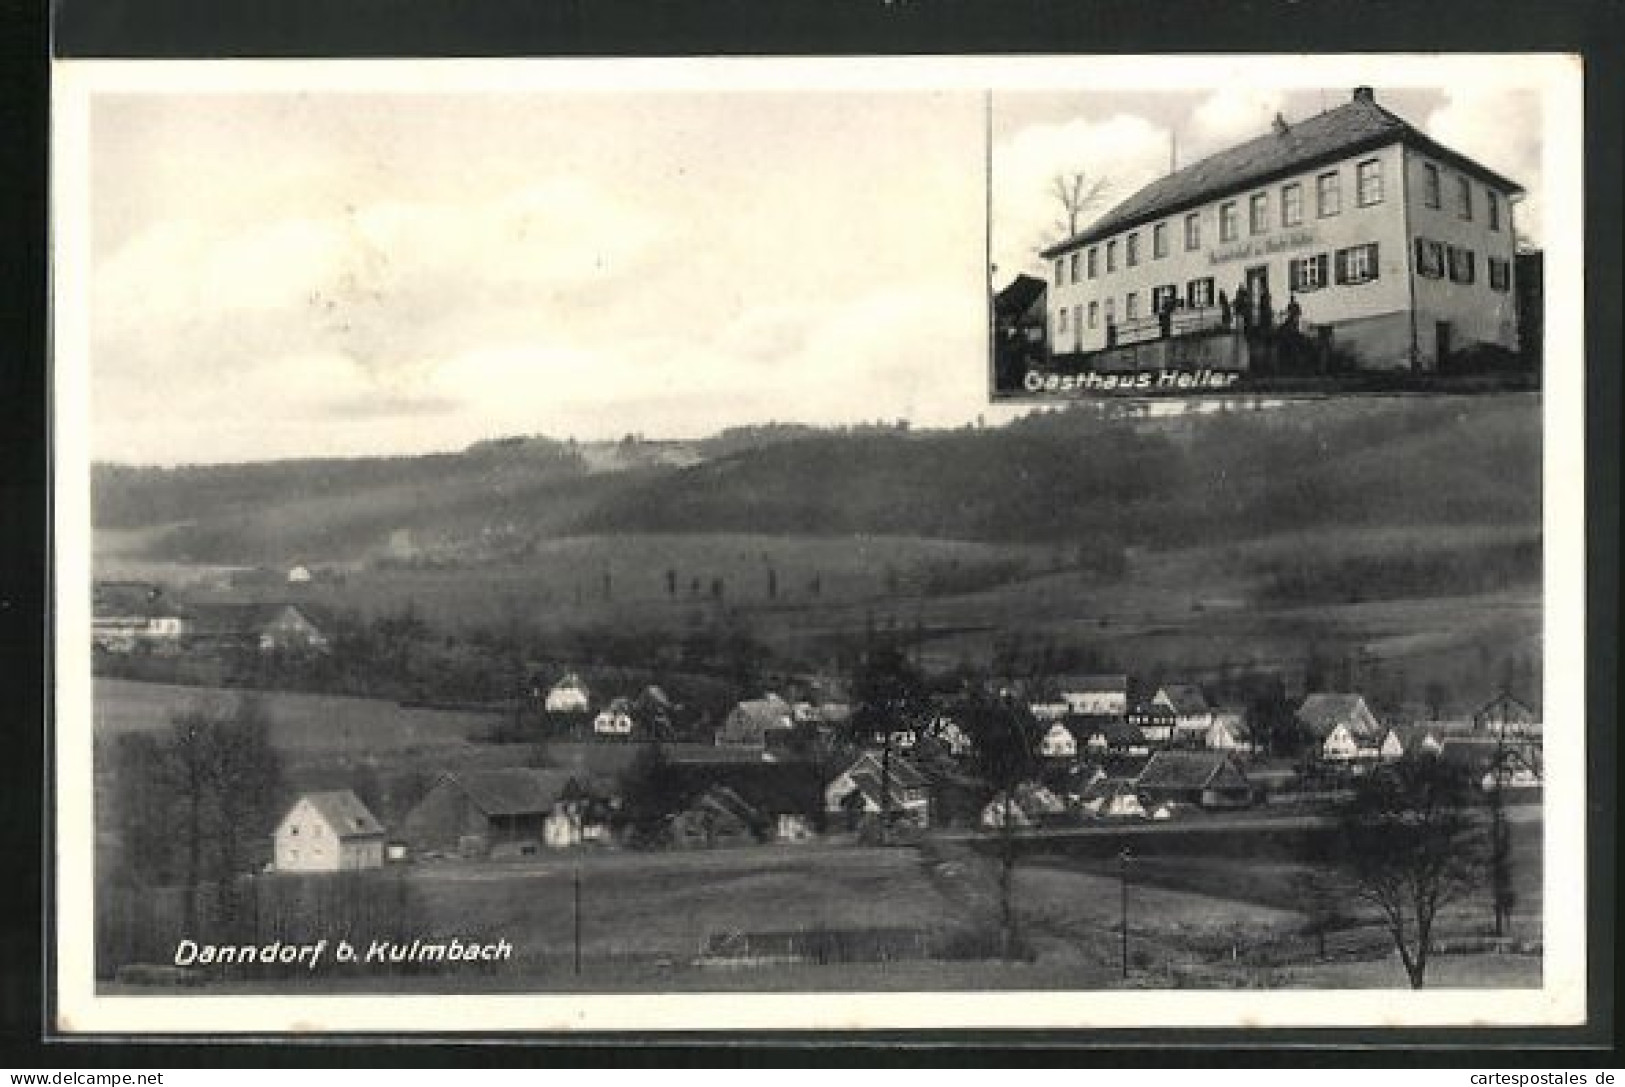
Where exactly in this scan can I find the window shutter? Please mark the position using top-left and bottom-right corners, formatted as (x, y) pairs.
(1334, 249), (1349, 285)
(1368, 243), (1379, 280)
(1415, 237), (1427, 273)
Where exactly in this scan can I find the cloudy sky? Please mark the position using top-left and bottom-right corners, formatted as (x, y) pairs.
(81, 74), (1546, 465)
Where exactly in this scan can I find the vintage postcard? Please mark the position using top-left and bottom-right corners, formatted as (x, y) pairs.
(51, 55), (1587, 1034)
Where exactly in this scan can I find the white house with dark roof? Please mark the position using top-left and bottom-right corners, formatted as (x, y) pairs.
(1296, 692), (1384, 761)
(274, 790), (386, 872)
(1042, 87), (1522, 370)
(544, 673), (592, 714)
(1153, 683), (1214, 745)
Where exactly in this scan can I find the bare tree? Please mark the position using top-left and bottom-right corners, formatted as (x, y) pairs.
(1335, 756), (1486, 988)
(1049, 171), (1111, 243)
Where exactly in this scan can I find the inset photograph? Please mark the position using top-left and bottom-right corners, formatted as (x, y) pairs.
(991, 83), (1541, 398)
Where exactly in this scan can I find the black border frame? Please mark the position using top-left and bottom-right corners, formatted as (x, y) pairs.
(12, 0), (1621, 1064)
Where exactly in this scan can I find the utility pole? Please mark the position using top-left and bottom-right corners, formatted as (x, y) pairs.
(1119, 847), (1133, 980)
(573, 861), (582, 976)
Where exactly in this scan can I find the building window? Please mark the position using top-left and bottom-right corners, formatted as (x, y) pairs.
(1107, 240), (1118, 273)
(1456, 176), (1473, 220)
(1487, 190), (1501, 231)
(1069, 253), (1080, 282)
(1356, 158), (1383, 206)
(1088, 301), (1099, 328)
(1126, 232), (1140, 267)
(1184, 212), (1201, 250)
(1423, 163), (1441, 208)
(1219, 201), (1239, 242)
(1126, 293), (1139, 320)
(1058, 309), (1068, 334)
(1073, 305), (1082, 337)
(1488, 256), (1511, 291)
(1187, 277), (1215, 307)
(1153, 222), (1168, 259)
(1447, 245), (1476, 284)
(1282, 183), (1303, 227)
(1336, 243), (1380, 285)
(1249, 192), (1269, 235)
(1087, 247), (1099, 278)
(289, 825), (300, 836)
(1415, 237), (1446, 279)
(1151, 284), (1178, 312)
(1054, 259), (1065, 286)
(1317, 171), (1341, 217)
(1289, 253), (1330, 292)
(1104, 297), (1115, 324)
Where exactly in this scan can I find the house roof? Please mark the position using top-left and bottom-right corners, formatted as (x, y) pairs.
(995, 273), (1047, 319)
(449, 768), (573, 817)
(1055, 674), (1128, 694)
(1083, 720), (1148, 746)
(841, 749), (928, 791)
(727, 696), (795, 731)
(1296, 693), (1378, 738)
(550, 672), (589, 693)
(184, 602), (322, 636)
(1157, 683), (1210, 716)
(1135, 750), (1250, 791)
(93, 581), (174, 618)
(297, 790), (385, 839)
(1473, 691), (1539, 726)
(1042, 90), (1524, 258)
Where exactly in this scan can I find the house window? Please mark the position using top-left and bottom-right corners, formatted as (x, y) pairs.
(1106, 240), (1118, 273)
(1187, 277), (1215, 307)
(1356, 158), (1383, 206)
(1058, 308), (1069, 334)
(1289, 253), (1330, 292)
(1070, 253), (1081, 282)
(1126, 292), (1139, 320)
(1488, 256), (1511, 291)
(1087, 301), (1099, 328)
(1456, 175), (1473, 220)
(1104, 297), (1115, 324)
(289, 825), (300, 836)
(1054, 259), (1065, 286)
(1487, 190), (1501, 231)
(1087, 247), (1099, 278)
(1074, 304), (1082, 335)
(1126, 232), (1140, 267)
(1282, 182), (1303, 227)
(1335, 243), (1380, 285)
(1153, 222), (1168, 259)
(1447, 245), (1476, 284)
(1219, 201), (1239, 242)
(1415, 237), (1446, 279)
(1317, 171), (1341, 217)
(1423, 163), (1441, 208)
(1184, 212), (1201, 251)
(1151, 284), (1178, 312)
(1249, 192), (1269, 235)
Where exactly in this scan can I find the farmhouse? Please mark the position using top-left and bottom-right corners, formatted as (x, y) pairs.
(1056, 674), (1129, 718)
(1205, 708), (1253, 752)
(1043, 87), (1523, 370)
(592, 697), (636, 738)
(668, 786), (761, 849)
(1135, 750), (1253, 809)
(1038, 722), (1078, 759)
(1472, 691), (1541, 738)
(398, 768), (587, 856)
(1080, 719), (1150, 757)
(716, 694), (795, 747)
(1438, 739), (1543, 791)
(273, 790), (385, 873)
(825, 750), (931, 827)
(980, 782), (1067, 829)
(185, 602), (330, 654)
(92, 581), (189, 653)
(1079, 779), (1148, 820)
(1296, 692), (1384, 761)
(1126, 700), (1176, 745)
(544, 673), (592, 715)
(659, 758), (824, 843)
(1154, 683), (1214, 746)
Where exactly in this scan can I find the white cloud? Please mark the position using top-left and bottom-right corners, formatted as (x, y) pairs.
(1188, 87), (1288, 152)
(993, 112), (1170, 280)
(1425, 88), (1544, 244)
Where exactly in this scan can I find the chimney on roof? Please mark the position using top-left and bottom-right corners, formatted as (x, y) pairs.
(1272, 112), (1290, 137)
(1353, 86), (1375, 104)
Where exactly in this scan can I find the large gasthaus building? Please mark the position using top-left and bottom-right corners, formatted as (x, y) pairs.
(1041, 88), (1524, 369)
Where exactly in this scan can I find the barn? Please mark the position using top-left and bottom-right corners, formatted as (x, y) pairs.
(398, 768), (580, 856)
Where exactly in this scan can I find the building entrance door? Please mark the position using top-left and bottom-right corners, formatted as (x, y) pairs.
(1245, 264), (1270, 302)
